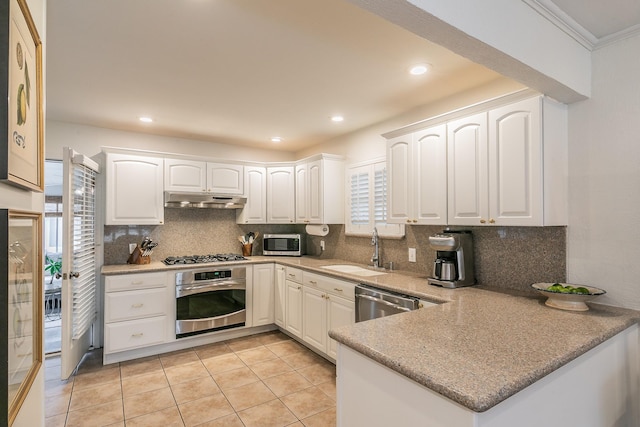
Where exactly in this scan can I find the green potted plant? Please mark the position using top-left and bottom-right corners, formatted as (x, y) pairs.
(44, 254), (62, 284)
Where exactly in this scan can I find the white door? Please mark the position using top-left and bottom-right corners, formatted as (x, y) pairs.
(413, 124), (448, 225)
(386, 135), (412, 224)
(61, 147), (100, 379)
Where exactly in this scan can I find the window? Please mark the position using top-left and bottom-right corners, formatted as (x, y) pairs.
(345, 159), (404, 238)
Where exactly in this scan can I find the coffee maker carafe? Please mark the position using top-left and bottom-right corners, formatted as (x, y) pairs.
(427, 230), (476, 288)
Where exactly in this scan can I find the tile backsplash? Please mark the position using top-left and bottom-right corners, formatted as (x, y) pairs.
(103, 209), (566, 294)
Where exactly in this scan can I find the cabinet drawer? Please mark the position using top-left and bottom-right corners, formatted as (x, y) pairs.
(105, 288), (168, 322)
(105, 316), (167, 353)
(285, 267), (303, 283)
(105, 272), (167, 292)
(302, 271), (356, 301)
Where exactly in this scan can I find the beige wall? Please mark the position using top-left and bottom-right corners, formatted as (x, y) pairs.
(296, 77), (525, 163)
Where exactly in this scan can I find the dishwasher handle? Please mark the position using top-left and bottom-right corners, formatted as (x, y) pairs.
(356, 293), (412, 312)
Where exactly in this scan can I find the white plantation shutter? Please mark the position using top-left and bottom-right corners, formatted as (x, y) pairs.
(70, 157), (98, 339)
(373, 165), (386, 224)
(346, 160), (404, 238)
(350, 169), (369, 225)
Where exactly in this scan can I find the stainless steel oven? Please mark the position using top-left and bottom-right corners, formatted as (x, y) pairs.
(175, 266), (246, 338)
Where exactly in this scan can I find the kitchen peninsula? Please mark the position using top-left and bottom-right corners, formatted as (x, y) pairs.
(102, 256), (640, 426)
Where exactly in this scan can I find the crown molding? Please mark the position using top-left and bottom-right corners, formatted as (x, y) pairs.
(523, 0), (597, 50)
(523, 0), (640, 51)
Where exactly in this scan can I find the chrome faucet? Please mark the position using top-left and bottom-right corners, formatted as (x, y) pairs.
(371, 227), (381, 268)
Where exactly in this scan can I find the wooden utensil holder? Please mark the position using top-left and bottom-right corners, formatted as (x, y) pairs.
(127, 245), (151, 265)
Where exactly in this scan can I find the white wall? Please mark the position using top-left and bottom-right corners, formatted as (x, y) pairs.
(45, 120), (296, 162)
(566, 34), (640, 310)
(0, 1), (47, 426)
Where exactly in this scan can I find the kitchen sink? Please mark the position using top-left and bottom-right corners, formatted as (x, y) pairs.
(321, 264), (387, 276)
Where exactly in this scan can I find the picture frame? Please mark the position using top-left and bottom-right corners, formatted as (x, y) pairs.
(0, 209), (43, 426)
(0, 0), (44, 192)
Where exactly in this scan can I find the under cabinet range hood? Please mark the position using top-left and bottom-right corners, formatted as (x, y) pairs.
(164, 192), (247, 209)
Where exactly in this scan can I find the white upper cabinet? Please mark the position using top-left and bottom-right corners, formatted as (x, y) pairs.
(448, 96), (567, 226)
(207, 163), (244, 194)
(267, 166), (295, 223)
(447, 112), (489, 225)
(164, 158), (207, 192)
(387, 124), (447, 225)
(105, 152), (164, 225)
(236, 166), (267, 224)
(164, 159), (244, 194)
(295, 155), (344, 224)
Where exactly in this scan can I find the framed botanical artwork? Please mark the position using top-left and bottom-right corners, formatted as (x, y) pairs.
(0, 209), (43, 426)
(0, 0), (44, 192)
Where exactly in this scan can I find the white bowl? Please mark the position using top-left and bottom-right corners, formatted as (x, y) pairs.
(531, 283), (606, 311)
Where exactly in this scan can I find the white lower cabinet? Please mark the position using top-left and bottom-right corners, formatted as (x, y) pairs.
(104, 272), (172, 354)
(274, 265), (286, 328)
(301, 271), (355, 359)
(252, 264), (275, 327)
(284, 267), (304, 338)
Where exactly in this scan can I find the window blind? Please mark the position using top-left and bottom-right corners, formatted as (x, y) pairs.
(374, 166), (387, 224)
(350, 171), (369, 225)
(71, 161), (97, 339)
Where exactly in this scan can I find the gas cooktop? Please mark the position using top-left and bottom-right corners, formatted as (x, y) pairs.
(163, 254), (247, 265)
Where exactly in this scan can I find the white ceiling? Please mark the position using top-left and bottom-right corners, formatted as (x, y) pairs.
(45, 1), (640, 153)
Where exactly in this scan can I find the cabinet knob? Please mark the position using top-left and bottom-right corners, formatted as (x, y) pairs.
(413, 219), (418, 223)
(406, 219), (411, 223)
(480, 219), (486, 224)
(297, 286), (301, 290)
(489, 218), (495, 224)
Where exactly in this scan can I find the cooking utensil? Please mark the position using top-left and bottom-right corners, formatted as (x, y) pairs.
(143, 242), (158, 256)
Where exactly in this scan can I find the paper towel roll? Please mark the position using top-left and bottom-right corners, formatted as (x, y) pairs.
(305, 224), (329, 236)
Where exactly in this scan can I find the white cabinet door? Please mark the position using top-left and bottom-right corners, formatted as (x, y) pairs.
(307, 160), (323, 223)
(252, 264), (275, 327)
(327, 294), (355, 359)
(387, 135), (412, 223)
(237, 166), (267, 224)
(488, 97), (542, 226)
(302, 286), (327, 353)
(413, 124), (448, 224)
(164, 158), (207, 192)
(105, 152), (164, 225)
(285, 280), (303, 338)
(295, 163), (308, 223)
(267, 166), (295, 223)
(447, 112), (488, 225)
(207, 163), (244, 194)
(274, 265), (286, 328)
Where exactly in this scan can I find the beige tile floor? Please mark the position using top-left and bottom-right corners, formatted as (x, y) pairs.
(44, 331), (336, 427)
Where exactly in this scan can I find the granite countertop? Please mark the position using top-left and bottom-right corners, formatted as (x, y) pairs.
(101, 256), (640, 412)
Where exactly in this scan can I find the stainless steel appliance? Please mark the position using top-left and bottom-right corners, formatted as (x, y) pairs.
(164, 192), (246, 209)
(427, 230), (476, 289)
(175, 265), (246, 338)
(263, 233), (305, 256)
(355, 284), (420, 322)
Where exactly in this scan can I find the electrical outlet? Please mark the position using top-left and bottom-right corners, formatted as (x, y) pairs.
(408, 247), (416, 262)
(320, 240), (325, 251)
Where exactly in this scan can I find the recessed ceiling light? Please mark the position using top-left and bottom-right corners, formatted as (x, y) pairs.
(331, 115), (344, 122)
(409, 63), (430, 75)
(139, 116), (153, 123)
(271, 137), (282, 143)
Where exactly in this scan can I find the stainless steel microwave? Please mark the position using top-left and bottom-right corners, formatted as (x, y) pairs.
(263, 234), (305, 256)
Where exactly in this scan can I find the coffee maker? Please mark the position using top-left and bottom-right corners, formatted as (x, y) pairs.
(427, 230), (476, 288)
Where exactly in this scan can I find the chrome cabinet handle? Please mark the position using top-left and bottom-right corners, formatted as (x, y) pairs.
(131, 333), (144, 338)
(333, 288), (343, 292)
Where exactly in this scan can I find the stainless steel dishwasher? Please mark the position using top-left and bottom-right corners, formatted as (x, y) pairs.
(355, 284), (420, 322)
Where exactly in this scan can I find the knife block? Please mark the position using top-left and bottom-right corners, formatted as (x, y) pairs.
(127, 245), (150, 265)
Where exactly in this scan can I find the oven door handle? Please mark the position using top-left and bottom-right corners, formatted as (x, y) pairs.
(176, 281), (245, 298)
(356, 294), (412, 312)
